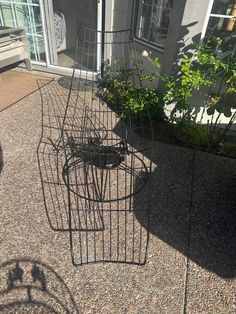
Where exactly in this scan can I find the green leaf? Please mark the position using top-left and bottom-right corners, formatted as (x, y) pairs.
(152, 57), (160, 68)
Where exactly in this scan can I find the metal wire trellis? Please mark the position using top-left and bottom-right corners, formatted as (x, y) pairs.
(38, 27), (153, 265)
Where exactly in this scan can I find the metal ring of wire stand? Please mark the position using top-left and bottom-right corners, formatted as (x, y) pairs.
(62, 148), (149, 202)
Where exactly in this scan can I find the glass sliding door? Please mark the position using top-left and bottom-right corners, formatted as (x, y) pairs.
(44, 0), (100, 72)
(0, 0), (46, 62)
(0, 0), (103, 73)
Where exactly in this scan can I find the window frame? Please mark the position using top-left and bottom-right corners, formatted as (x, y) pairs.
(201, 0), (236, 39)
(132, 0), (172, 52)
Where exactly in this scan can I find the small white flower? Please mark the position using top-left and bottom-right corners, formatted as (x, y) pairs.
(141, 50), (149, 58)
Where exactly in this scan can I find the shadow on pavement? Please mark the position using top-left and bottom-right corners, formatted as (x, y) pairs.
(0, 259), (79, 313)
(134, 143), (236, 279)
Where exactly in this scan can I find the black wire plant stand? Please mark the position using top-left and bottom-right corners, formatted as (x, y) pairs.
(37, 28), (153, 266)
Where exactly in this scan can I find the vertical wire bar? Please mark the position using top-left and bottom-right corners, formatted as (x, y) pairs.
(42, 145), (59, 228)
(66, 159), (76, 265)
(116, 149), (120, 261)
(50, 152), (64, 228)
(74, 162), (83, 262)
(124, 130), (128, 262)
(86, 29), (92, 263)
(68, 29), (84, 264)
(114, 33), (122, 261)
(108, 50), (112, 260)
(61, 154), (70, 229)
(132, 154), (136, 263)
(125, 31), (136, 262)
(100, 30), (106, 262)
(83, 28), (88, 107)
(44, 90), (60, 229)
(92, 29), (98, 263)
(83, 164), (90, 264)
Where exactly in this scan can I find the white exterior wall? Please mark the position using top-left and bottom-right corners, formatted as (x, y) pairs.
(161, 0), (211, 76)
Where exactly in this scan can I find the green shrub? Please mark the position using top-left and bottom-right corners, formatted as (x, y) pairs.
(103, 74), (164, 122)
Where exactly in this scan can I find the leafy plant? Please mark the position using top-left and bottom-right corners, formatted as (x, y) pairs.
(141, 32), (236, 153)
(142, 32), (236, 125)
(140, 57), (162, 82)
(203, 32), (236, 149)
(206, 87), (236, 148)
(100, 69), (164, 122)
(162, 45), (226, 123)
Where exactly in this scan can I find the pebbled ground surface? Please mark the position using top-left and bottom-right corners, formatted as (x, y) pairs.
(0, 72), (235, 313)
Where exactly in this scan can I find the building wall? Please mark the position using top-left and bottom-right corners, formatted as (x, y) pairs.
(108, 0), (211, 89)
(108, 0), (235, 128)
(112, 0), (133, 31)
(161, 0), (211, 76)
(110, 0), (211, 75)
(105, 0), (113, 31)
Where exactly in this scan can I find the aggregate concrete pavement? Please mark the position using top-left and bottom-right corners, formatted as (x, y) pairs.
(0, 80), (235, 313)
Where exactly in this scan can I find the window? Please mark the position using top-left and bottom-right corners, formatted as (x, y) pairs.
(135, 0), (173, 49)
(0, 0), (45, 62)
(202, 0), (236, 52)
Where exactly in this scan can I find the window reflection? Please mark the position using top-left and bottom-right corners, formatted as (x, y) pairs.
(207, 16), (236, 33)
(136, 0), (173, 48)
(206, 17), (236, 54)
(212, 0), (236, 16)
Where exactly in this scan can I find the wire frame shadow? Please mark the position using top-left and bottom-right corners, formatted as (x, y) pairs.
(37, 79), (73, 231)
